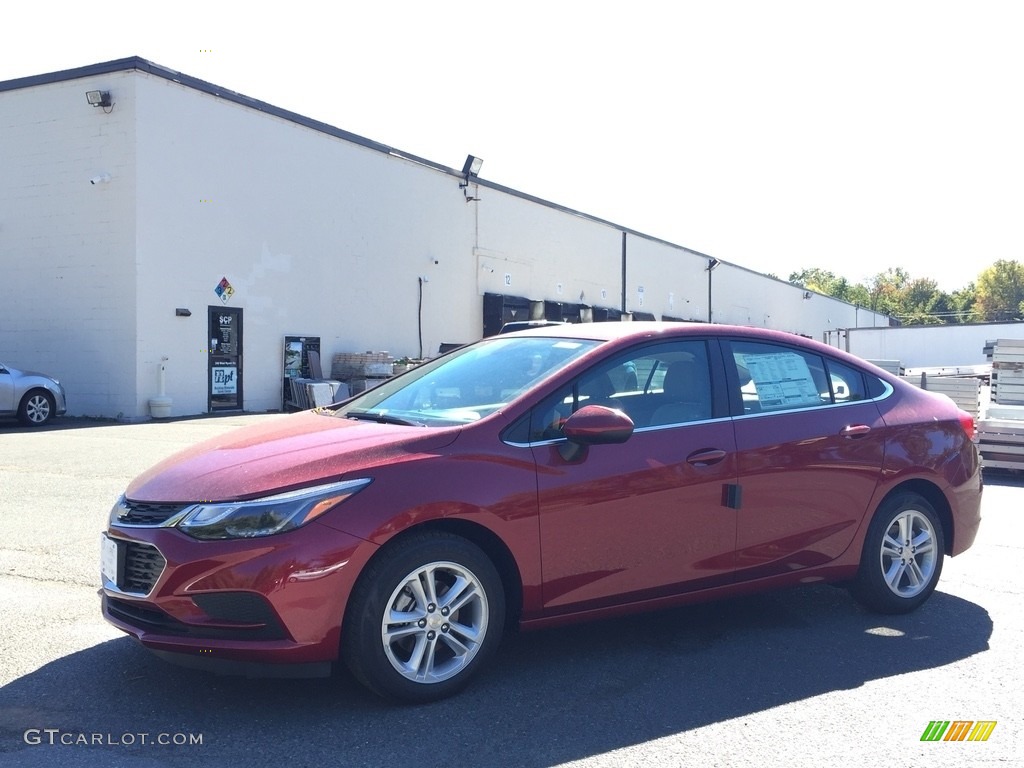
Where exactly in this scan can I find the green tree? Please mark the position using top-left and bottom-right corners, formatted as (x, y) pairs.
(787, 264), (996, 324)
(867, 268), (911, 316)
(789, 268), (842, 294)
(948, 283), (978, 324)
(789, 268), (870, 306)
(899, 277), (945, 325)
(975, 260), (1024, 321)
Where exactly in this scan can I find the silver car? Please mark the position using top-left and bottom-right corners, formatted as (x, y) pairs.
(0, 361), (67, 426)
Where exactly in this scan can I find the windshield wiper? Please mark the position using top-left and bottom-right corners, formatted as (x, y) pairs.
(345, 410), (423, 427)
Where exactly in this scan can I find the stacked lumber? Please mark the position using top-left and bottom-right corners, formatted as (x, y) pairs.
(977, 418), (1024, 472)
(980, 338), (1024, 472)
(867, 359), (903, 375)
(901, 373), (981, 417)
(989, 338), (1024, 405)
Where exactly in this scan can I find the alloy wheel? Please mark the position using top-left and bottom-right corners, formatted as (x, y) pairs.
(380, 560), (489, 684)
(878, 508), (938, 598)
(25, 394), (52, 424)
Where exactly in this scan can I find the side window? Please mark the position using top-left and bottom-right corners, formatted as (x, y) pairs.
(824, 358), (867, 402)
(646, 343), (712, 427)
(730, 341), (829, 413)
(864, 371), (888, 399)
(528, 340), (712, 440)
(529, 383), (575, 441)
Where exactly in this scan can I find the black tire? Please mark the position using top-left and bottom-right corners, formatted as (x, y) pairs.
(18, 390), (55, 426)
(342, 531), (505, 703)
(850, 492), (944, 614)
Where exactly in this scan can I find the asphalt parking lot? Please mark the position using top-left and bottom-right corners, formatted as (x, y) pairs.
(0, 414), (1021, 768)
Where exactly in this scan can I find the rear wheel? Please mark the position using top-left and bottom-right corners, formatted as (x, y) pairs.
(850, 492), (944, 614)
(342, 531), (505, 703)
(18, 390), (55, 426)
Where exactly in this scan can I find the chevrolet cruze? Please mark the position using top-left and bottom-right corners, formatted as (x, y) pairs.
(101, 323), (982, 702)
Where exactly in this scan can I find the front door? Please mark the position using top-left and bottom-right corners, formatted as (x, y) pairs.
(533, 339), (739, 613)
(208, 307), (243, 412)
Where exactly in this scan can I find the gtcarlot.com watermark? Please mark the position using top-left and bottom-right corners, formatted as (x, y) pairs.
(24, 729), (203, 747)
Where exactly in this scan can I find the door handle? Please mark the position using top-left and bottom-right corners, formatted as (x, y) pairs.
(841, 424), (871, 438)
(686, 448), (727, 466)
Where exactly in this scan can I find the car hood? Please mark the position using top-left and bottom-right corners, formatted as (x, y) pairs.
(125, 411), (462, 502)
(5, 365), (50, 381)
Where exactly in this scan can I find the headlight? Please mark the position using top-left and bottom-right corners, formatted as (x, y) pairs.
(176, 479), (372, 540)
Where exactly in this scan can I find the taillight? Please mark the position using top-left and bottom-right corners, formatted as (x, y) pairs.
(958, 409), (976, 442)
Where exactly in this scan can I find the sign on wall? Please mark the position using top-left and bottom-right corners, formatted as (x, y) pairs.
(214, 276), (235, 303)
(211, 364), (238, 395)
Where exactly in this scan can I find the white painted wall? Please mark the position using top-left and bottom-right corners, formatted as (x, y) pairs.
(846, 322), (1024, 367)
(475, 191), (622, 309)
(710, 263), (888, 336)
(623, 235), (706, 320)
(0, 72), (139, 417)
(133, 73), (478, 416)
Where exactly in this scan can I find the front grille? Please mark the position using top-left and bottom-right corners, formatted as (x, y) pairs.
(122, 541), (166, 594)
(116, 499), (188, 526)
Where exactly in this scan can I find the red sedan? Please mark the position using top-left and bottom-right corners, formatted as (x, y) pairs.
(101, 323), (981, 702)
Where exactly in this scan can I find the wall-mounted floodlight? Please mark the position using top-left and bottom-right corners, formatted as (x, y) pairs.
(460, 155), (483, 201)
(175, 308), (192, 317)
(86, 90), (112, 108)
(462, 155), (484, 176)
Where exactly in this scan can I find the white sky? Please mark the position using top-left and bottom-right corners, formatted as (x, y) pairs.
(5, 1), (1022, 292)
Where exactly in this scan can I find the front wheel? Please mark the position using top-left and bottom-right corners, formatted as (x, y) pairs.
(18, 390), (55, 426)
(850, 493), (944, 614)
(342, 531), (505, 703)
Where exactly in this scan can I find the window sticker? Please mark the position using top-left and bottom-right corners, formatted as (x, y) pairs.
(741, 352), (821, 410)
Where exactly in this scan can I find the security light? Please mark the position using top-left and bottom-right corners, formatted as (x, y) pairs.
(461, 155), (483, 176)
(86, 90), (111, 108)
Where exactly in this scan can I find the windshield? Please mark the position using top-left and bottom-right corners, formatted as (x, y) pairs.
(331, 336), (600, 427)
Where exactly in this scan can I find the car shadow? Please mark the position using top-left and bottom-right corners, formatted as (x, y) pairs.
(0, 584), (991, 767)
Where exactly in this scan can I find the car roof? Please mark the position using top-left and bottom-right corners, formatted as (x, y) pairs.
(500, 320), (696, 340)
(500, 320), (799, 344)
(498, 321), (894, 377)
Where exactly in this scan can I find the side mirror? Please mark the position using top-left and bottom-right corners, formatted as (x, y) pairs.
(559, 405), (634, 461)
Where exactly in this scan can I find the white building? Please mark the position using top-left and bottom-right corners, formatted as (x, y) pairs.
(0, 57), (890, 420)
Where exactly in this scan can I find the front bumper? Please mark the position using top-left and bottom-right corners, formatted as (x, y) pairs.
(53, 383), (67, 416)
(100, 519), (376, 669)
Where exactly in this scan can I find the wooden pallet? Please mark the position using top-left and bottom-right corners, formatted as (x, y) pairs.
(978, 418), (1024, 472)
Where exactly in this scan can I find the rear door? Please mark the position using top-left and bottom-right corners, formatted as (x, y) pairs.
(724, 339), (886, 579)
